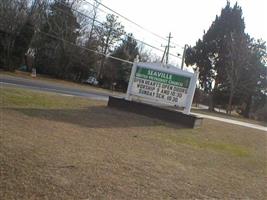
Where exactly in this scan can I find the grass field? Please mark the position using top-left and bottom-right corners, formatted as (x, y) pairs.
(0, 87), (266, 199)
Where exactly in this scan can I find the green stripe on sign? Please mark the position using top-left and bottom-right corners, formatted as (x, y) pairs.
(135, 67), (190, 88)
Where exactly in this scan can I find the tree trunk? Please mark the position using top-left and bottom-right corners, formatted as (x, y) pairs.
(208, 92), (215, 111)
(98, 31), (111, 80)
(98, 55), (105, 79)
(227, 89), (234, 115)
(6, 42), (13, 71)
(243, 97), (252, 118)
(98, 44), (109, 80)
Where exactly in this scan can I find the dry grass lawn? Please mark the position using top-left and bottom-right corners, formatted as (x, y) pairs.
(0, 87), (266, 199)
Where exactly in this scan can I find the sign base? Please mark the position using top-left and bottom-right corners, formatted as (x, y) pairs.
(108, 96), (203, 128)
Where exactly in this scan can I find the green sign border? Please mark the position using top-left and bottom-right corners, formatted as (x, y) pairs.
(135, 66), (190, 88)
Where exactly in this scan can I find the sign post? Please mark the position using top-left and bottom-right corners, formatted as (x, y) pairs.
(125, 57), (139, 101)
(183, 69), (199, 114)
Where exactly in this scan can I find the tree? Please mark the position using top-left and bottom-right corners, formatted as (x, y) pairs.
(0, 0), (48, 70)
(96, 14), (125, 79)
(222, 32), (251, 113)
(185, 1), (246, 111)
(185, 1), (267, 118)
(12, 20), (35, 69)
(34, 0), (80, 78)
(0, 0), (29, 69)
(87, 0), (101, 43)
(139, 45), (161, 63)
(238, 39), (267, 117)
(105, 33), (139, 91)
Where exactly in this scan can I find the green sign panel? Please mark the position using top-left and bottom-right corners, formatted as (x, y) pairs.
(135, 67), (190, 88)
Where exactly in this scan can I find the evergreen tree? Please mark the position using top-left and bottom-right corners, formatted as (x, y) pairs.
(238, 39), (267, 117)
(185, 2), (246, 111)
(105, 33), (139, 91)
(185, 1), (266, 117)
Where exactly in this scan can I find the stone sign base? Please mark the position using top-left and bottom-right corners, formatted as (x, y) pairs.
(108, 96), (203, 128)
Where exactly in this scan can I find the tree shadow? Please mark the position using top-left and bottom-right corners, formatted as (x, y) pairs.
(6, 106), (185, 129)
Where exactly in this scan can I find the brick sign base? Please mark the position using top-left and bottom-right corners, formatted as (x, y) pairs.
(108, 96), (203, 128)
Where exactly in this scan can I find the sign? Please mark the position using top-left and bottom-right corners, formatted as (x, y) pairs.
(126, 62), (198, 114)
(31, 68), (36, 78)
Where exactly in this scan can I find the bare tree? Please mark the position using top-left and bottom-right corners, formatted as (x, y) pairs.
(95, 14), (125, 79)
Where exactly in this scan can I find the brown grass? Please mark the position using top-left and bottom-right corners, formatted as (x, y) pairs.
(0, 87), (266, 199)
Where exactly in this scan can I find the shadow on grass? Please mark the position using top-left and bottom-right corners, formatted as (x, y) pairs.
(6, 106), (185, 129)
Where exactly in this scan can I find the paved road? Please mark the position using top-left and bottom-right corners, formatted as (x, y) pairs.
(0, 74), (111, 101)
(1, 74), (266, 132)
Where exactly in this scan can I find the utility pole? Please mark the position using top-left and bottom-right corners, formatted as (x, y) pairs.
(161, 46), (167, 64)
(161, 32), (175, 65)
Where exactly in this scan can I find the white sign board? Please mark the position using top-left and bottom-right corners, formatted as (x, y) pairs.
(126, 62), (198, 114)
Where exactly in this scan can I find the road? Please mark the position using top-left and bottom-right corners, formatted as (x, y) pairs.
(1, 74), (266, 132)
(0, 74), (110, 101)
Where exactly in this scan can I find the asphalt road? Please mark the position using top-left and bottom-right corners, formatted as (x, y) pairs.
(1, 74), (266, 131)
(0, 74), (111, 101)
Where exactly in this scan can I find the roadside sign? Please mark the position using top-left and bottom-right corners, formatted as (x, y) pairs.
(126, 62), (198, 114)
(31, 68), (36, 78)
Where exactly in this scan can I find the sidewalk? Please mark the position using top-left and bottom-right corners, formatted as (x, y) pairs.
(192, 112), (267, 132)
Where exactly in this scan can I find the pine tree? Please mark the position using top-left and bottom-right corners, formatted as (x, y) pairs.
(105, 33), (139, 91)
(185, 2), (246, 111)
(185, 1), (266, 117)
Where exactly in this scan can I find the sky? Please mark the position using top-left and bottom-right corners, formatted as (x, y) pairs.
(92, 0), (267, 66)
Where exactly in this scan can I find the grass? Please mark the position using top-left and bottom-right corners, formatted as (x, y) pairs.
(1, 86), (100, 109)
(1, 86), (267, 199)
(157, 134), (250, 157)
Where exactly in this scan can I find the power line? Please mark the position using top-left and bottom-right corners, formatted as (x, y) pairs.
(54, 2), (181, 59)
(81, 0), (167, 47)
(88, 0), (185, 49)
(0, 24), (134, 65)
(81, 0), (110, 16)
(88, 0), (168, 41)
(35, 29), (134, 64)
